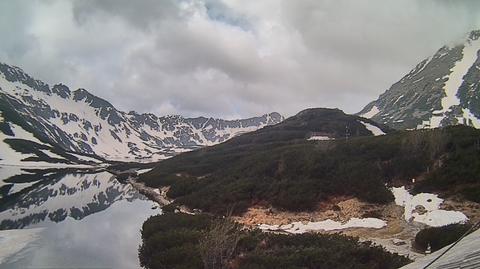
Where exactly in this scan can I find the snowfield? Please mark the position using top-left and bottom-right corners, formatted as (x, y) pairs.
(359, 120), (385, 136)
(391, 186), (468, 227)
(307, 135), (332, 141)
(360, 105), (380, 119)
(258, 217), (386, 234)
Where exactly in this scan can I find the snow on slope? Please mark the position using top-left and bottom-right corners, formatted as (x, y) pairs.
(441, 37), (480, 112)
(307, 135), (332, 141)
(391, 186), (468, 227)
(0, 64), (283, 162)
(359, 105), (379, 119)
(0, 122), (98, 168)
(0, 123), (44, 166)
(360, 120), (385, 136)
(428, 36), (480, 128)
(259, 218), (386, 233)
(67, 153), (102, 164)
(358, 30), (480, 130)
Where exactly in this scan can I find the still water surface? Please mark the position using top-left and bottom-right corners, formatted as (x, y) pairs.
(0, 167), (159, 268)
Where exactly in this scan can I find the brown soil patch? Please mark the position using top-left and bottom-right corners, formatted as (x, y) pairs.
(233, 197), (386, 227)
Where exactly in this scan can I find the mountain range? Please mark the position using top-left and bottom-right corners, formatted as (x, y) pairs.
(1, 30), (480, 167)
(0, 63), (283, 164)
(359, 30), (480, 129)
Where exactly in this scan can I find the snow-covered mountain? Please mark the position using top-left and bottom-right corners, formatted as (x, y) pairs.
(0, 62), (283, 163)
(359, 30), (480, 130)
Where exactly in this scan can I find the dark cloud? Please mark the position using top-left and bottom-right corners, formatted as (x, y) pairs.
(0, 0), (479, 118)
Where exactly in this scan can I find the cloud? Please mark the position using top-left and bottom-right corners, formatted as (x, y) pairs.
(0, 0), (479, 118)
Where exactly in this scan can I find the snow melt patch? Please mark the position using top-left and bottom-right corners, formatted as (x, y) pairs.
(307, 136), (332, 141)
(360, 105), (380, 119)
(259, 218), (386, 234)
(360, 121), (385, 136)
(391, 186), (468, 227)
(136, 168), (154, 174)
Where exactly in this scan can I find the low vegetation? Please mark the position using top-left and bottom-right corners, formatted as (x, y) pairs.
(139, 213), (411, 269)
(414, 223), (472, 252)
(140, 118), (480, 214)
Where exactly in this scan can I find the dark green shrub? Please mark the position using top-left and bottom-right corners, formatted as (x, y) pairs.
(140, 125), (480, 214)
(139, 213), (410, 269)
(414, 223), (472, 252)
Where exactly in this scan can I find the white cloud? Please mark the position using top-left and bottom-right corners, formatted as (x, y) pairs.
(1, 0), (479, 118)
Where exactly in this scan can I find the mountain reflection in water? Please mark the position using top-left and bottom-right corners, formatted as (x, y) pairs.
(0, 168), (160, 269)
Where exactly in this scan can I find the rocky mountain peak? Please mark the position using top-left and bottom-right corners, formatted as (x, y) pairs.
(0, 62), (50, 94)
(359, 30), (480, 130)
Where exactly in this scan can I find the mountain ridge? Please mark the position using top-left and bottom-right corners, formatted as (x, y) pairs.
(359, 30), (480, 130)
(0, 62), (284, 163)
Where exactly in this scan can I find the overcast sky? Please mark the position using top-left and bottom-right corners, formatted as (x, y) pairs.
(1, 0), (479, 119)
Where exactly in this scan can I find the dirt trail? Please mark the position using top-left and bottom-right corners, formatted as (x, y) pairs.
(127, 178), (172, 206)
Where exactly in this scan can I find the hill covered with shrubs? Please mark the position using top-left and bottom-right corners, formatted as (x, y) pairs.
(139, 108), (480, 214)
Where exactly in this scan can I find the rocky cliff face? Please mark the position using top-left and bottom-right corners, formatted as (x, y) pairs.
(359, 30), (480, 130)
(0, 62), (283, 162)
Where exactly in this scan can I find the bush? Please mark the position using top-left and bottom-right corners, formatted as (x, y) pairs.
(139, 213), (212, 269)
(414, 223), (472, 252)
(139, 213), (411, 269)
(140, 124), (480, 214)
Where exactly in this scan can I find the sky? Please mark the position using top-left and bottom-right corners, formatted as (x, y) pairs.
(0, 0), (479, 119)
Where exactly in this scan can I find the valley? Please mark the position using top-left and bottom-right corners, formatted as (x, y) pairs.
(0, 15), (479, 269)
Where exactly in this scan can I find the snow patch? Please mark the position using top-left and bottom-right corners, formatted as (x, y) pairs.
(307, 136), (332, 141)
(136, 168), (154, 174)
(68, 152), (102, 163)
(259, 218), (386, 234)
(391, 186), (468, 227)
(427, 37), (480, 128)
(7, 182), (36, 195)
(360, 105), (380, 119)
(360, 121), (385, 136)
(462, 108), (480, 128)
(8, 123), (47, 146)
(441, 38), (480, 112)
(39, 149), (66, 160)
